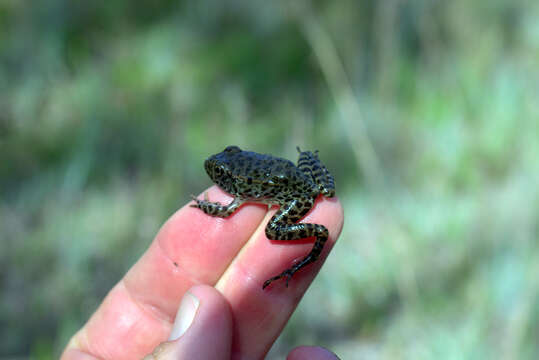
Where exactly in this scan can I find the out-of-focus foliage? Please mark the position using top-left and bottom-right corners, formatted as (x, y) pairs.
(1, 0), (538, 358)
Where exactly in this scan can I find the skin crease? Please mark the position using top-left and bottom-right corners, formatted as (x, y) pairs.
(61, 186), (343, 359)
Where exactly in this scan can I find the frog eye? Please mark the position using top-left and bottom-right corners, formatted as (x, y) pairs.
(214, 166), (224, 176)
(224, 145), (241, 153)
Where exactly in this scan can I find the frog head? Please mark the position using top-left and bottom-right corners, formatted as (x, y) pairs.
(204, 146), (244, 195)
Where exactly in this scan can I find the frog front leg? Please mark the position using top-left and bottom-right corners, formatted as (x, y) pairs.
(190, 195), (244, 217)
(262, 197), (329, 289)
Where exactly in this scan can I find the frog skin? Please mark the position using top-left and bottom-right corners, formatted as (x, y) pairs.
(190, 145), (335, 289)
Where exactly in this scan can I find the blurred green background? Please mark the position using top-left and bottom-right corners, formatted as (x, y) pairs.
(2, 0), (539, 358)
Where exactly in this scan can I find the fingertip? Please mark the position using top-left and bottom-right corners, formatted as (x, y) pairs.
(322, 195), (344, 241)
(172, 285), (232, 337)
(148, 285), (233, 359)
(61, 349), (101, 360)
(287, 346), (340, 360)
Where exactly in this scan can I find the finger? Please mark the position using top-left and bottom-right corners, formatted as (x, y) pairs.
(143, 285), (232, 360)
(62, 186), (267, 360)
(216, 196), (344, 358)
(287, 346), (340, 360)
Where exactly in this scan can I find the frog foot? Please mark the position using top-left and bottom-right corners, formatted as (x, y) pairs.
(189, 194), (200, 208)
(189, 192), (210, 208)
(262, 268), (296, 289)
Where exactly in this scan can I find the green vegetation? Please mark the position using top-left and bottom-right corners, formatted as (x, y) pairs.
(1, 0), (538, 358)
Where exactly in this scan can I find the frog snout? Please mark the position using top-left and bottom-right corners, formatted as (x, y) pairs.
(203, 158), (215, 179)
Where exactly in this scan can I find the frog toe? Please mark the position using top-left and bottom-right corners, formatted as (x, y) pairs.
(263, 268), (295, 289)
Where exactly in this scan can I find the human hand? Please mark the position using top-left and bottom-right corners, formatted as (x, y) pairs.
(141, 285), (339, 359)
(61, 185), (343, 359)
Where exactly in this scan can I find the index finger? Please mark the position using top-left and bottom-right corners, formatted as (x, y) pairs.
(63, 186), (267, 359)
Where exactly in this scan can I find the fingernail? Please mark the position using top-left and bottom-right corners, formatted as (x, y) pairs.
(168, 291), (200, 341)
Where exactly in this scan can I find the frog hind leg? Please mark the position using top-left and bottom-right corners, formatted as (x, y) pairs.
(262, 197), (329, 289)
(190, 195), (244, 217)
(296, 147), (335, 198)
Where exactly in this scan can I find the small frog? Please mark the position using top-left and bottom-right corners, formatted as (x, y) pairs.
(191, 145), (335, 289)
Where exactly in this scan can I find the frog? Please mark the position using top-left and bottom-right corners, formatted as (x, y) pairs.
(190, 145), (336, 289)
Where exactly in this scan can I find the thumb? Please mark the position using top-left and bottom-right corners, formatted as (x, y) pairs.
(144, 285), (233, 360)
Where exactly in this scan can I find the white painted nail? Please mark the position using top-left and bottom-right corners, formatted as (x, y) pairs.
(168, 291), (200, 341)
